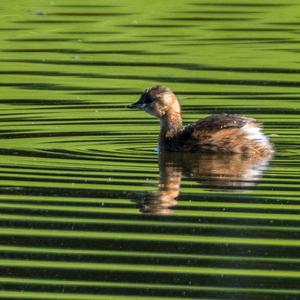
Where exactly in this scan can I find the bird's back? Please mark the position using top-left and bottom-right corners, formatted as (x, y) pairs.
(167, 114), (273, 154)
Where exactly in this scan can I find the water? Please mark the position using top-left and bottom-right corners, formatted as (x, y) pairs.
(1, 0), (300, 299)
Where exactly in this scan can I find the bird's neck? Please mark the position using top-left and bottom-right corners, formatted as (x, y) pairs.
(159, 111), (183, 147)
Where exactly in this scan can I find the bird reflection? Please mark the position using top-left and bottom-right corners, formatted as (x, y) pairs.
(137, 152), (273, 215)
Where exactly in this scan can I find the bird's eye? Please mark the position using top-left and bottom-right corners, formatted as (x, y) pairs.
(143, 94), (152, 104)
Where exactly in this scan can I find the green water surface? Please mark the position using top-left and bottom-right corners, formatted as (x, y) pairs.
(0, 0), (300, 299)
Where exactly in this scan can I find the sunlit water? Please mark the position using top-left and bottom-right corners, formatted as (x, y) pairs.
(1, 0), (300, 299)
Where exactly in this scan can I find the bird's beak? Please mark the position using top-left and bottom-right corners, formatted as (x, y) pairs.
(128, 97), (146, 109)
(127, 101), (140, 109)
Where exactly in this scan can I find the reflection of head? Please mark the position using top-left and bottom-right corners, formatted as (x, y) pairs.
(139, 191), (178, 215)
(138, 165), (181, 215)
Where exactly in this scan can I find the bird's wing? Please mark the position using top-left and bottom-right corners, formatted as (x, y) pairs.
(192, 113), (260, 131)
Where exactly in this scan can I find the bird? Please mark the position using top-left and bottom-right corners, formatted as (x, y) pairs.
(128, 85), (274, 155)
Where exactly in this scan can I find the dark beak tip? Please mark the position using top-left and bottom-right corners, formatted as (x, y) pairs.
(127, 103), (138, 109)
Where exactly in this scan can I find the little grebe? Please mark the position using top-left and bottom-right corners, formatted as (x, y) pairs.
(128, 86), (274, 154)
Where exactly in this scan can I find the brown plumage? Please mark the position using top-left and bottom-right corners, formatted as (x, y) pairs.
(128, 86), (274, 155)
